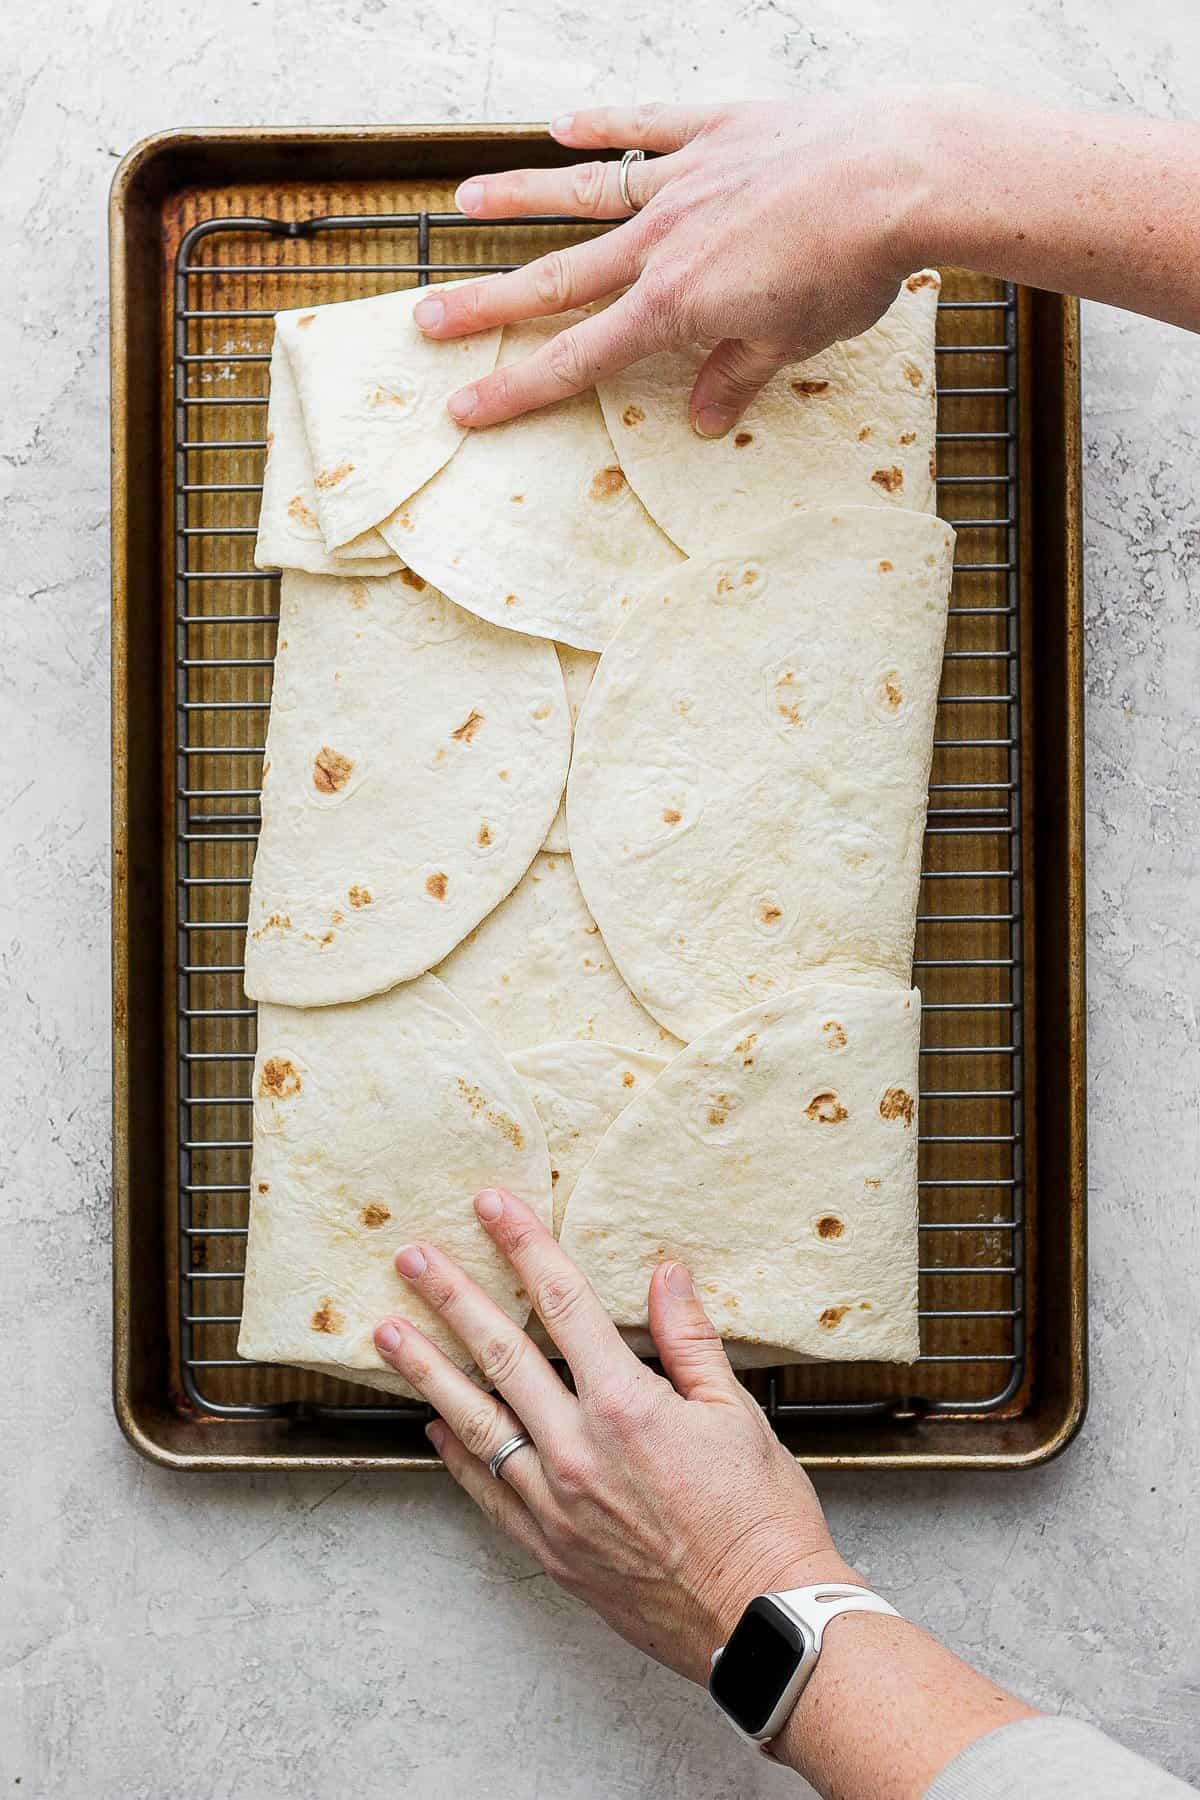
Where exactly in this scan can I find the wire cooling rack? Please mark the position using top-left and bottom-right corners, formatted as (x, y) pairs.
(174, 209), (1025, 1428)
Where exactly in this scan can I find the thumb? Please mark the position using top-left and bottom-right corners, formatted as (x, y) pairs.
(648, 1261), (740, 1402)
(689, 337), (789, 438)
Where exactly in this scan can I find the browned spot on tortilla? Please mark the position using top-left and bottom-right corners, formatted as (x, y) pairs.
(551, 1168), (560, 1183)
(455, 1077), (524, 1149)
(314, 461), (354, 489)
(425, 872), (448, 901)
(287, 494), (319, 530)
(723, 1293), (740, 1310)
(899, 429), (916, 444)
(498, 769), (510, 781)
(510, 492), (524, 503)
(621, 403), (645, 427)
(734, 431), (753, 447)
(929, 450), (937, 482)
(859, 1300), (873, 1310)
(531, 702), (552, 720)
(865, 1176), (882, 1191)
(311, 1297), (344, 1334)
(791, 378), (829, 397)
(399, 567), (427, 592)
(819, 1304), (850, 1329)
(675, 697), (692, 716)
(253, 911), (291, 940)
(735, 1032), (757, 1066)
(906, 271), (938, 292)
(367, 384), (408, 407)
(857, 425), (872, 441)
(584, 923), (599, 936)
(261, 759), (270, 780)
(313, 746), (354, 794)
(477, 822), (492, 847)
(878, 559), (894, 573)
(452, 709), (485, 743)
(816, 1216), (845, 1240)
(258, 1057), (301, 1100)
(621, 1071), (635, 1089)
(505, 593), (518, 608)
(871, 466), (904, 494)
(395, 510), (414, 533)
(777, 701), (802, 728)
(296, 312), (317, 329)
(360, 1203), (391, 1229)
(348, 884), (373, 908)
(822, 1020), (848, 1050)
(759, 902), (783, 926)
(347, 579), (370, 609)
(662, 807), (682, 826)
(319, 931), (334, 948)
(707, 1106), (727, 1127)
(330, 909), (344, 926)
(902, 360), (923, 388)
(805, 1091), (848, 1124)
(257, 1182), (270, 1195)
(883, 676), (904, 710)
(589, 465), (626, 502)
(880, 1086), (915, 1127)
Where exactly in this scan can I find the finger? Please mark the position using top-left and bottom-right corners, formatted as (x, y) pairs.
(688, 337), (792, 438)
(389, 1240), (578, 1444)
(413, 230), (639, 340)
(550, 102), (714, 153)
(474, 1187), (637, 1386)
(448, 292), (654, 428)
(647, 1261), (742, 1404)
(454, 153), (673, 222)
(374, 1316), (551, 1510)
(427, 1420), (552, 1564)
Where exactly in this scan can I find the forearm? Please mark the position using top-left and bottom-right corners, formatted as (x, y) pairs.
(770, 1599), (1036, 1798)
(908, 87), (1200, 331)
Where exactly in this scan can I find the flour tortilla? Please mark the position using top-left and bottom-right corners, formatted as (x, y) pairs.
(568, 507), (954, 1040)
(559, 978), (921, 1363)
(274, 282), (502, 551)
(255, 339), (402, 576)
(597, 272), (940, 555)
(379, 313), (684, 650)
(511, 1041), (669, 1236)
(239, 975), (553, 1397)
(543, 645), (599, 853)
(244, 570), (569, 1006)
(435, 851), (681, 1057)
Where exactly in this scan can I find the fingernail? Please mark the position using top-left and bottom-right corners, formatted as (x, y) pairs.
(665, 1261), (694, 1297)
(375, 1321), (403, 1353)
(456, 181), (485, 214)
(396, 1245), (427, 1279)
(448, 387), (478, 421)
(692, 404), (736, 439)
(412, 296), (445, 330)
(475, 1188), (504, 1222)
(550, 114), (574, 136)
(426, 1420), (446, 1451)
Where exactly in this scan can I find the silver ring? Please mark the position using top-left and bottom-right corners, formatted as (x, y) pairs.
(488, 1431), (533, 1481)
(618, 147), (646, 212)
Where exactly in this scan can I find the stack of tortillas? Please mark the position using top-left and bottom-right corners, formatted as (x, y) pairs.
(237, 268), (951, 1396)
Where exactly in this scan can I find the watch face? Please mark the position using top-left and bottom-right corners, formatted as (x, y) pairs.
(709, 1597), (808, 1737)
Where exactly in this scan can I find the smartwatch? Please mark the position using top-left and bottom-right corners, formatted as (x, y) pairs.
(708, 1582), (899, 1745)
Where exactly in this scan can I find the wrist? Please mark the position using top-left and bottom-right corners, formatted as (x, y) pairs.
(880, 83), (993, 275)
(694, 1539), (861, 1679)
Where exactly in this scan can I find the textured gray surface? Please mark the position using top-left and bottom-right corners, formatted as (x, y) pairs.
(1, 2), (1198, 1795)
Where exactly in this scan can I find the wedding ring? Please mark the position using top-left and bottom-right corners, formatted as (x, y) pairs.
(488, 1431), (533, 1481)
(618, 147), (646, 211)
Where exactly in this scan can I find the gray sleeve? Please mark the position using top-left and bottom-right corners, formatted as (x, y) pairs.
(926, 1718), (1198, 1800)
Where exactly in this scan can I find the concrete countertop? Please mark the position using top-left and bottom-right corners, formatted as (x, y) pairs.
(1, 2), (1197, 1793)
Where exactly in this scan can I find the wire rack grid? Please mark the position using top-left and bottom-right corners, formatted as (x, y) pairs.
(172, 206), (1026, 1430)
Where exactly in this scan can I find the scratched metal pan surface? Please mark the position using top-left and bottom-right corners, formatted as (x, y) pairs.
(110, 127), (1086, 1470)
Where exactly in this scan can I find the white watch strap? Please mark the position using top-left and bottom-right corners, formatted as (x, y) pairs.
(772, 1581), (899, 1651)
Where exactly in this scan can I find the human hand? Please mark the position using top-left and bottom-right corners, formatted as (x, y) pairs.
(414, 95), (933, 436)
(373, 1187), (852, 1684)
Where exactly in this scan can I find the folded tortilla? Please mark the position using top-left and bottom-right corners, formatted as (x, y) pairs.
(568, 507), (954, 1040)
(239, 976), (554, 1397)
(559, 978), (922, 1363)
(596, 272), (940, 555)
(244, 570), (570, 1007)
